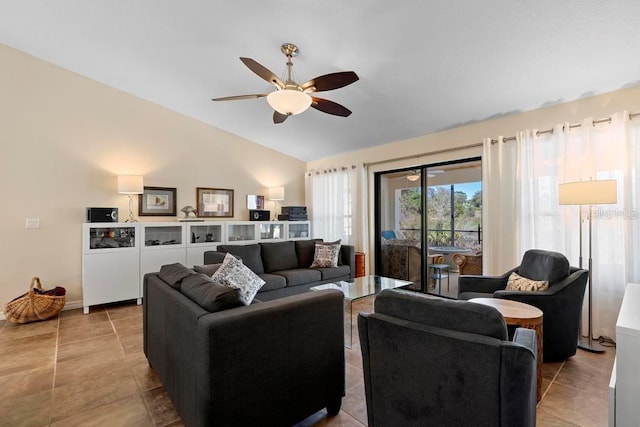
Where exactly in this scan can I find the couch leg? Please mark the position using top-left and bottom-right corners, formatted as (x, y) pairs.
(326, 398), (342, 416)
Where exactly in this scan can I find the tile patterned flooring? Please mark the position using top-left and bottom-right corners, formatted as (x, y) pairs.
(0, 297), (615, 426)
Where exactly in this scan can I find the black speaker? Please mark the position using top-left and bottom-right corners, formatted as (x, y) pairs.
(86, 207), (118, 223)
(249, 209), (270, 221)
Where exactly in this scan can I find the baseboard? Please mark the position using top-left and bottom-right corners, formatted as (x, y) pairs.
(0, 299), (83, 322)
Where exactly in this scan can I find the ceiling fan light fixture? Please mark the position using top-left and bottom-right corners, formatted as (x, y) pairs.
(267, 89), (312, 115)
(407, 174), (420, 181)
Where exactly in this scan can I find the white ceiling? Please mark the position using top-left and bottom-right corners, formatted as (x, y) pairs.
(2, 1), (640, 161)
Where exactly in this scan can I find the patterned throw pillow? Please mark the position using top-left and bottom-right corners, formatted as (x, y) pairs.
(211, 253), (265, 304)
(506, 272), (549, 292)
(310, 240), (342, 268)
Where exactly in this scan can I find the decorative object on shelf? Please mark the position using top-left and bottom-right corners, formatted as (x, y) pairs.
(247, 195), (265, 210)
(211, 43), (358, 124)
(559, 178), (617, 353)
(118, 175), (144, 222)
(138, 186), (177, 217)
(249, 209), (270, 221)
(181, 205), (197, 218)
(197, 187), (234, 218)
(268, 186), (285, 220)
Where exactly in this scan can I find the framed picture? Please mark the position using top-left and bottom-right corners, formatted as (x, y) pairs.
(197, 187), (234, 218)
(138, 186), (177, 216)
(247, 194), (265, 210)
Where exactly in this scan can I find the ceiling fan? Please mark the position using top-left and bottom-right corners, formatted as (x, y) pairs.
(211, 43), (359, 124)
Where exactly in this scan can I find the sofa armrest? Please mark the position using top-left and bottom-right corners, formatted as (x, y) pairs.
(197, 289), (345, 425)
(203, 250), (226, 265)
(340, 244), (356, 280)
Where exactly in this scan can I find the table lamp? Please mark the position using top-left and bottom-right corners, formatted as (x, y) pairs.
(268, 186), (285, 220)
(118, 175), (144, 222)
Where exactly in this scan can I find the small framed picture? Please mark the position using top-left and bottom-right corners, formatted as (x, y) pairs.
(197, 187), (234, 218)
(247, 194), (265, 210)
(138, 186), (177, 216)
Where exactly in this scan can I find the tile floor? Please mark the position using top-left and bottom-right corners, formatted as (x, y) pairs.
(0, 297), (615, 426)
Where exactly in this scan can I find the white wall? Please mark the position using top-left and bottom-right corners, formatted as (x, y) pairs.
(0, 44), (306, 308)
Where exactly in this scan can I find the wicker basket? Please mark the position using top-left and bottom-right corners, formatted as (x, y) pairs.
(4, 277), (66, 324)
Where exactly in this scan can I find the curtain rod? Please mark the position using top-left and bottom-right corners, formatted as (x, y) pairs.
(364, 111), (640, 167)
(363, 142), (483, 167)
(306, 164), (357, 176)
(491, 111), (640, 144)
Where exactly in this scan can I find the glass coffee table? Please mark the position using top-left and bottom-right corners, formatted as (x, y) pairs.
(311, 275), (412, 348)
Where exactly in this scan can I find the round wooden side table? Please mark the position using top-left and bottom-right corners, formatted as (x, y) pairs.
(469, 297), (543, 402)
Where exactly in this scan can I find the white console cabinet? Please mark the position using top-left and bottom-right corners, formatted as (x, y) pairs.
(82, 220), (311, 313)
(82, 223), (140, 314)
(609, 282), (640, 426)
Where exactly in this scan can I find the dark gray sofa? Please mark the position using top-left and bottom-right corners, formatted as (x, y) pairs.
(358, 289), (537, 426)
(143, 263), (346, 427)
(203, 239), (355, 301)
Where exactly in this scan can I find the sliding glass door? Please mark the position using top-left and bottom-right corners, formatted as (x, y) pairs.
(375, 158), (482, 298)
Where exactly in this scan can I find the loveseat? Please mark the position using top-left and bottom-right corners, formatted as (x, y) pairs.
(203, 240), (355, 301)
(143, 263), (346, 427)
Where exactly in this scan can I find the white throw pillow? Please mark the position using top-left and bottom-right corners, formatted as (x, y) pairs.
(310, 240), (342, 268)
(506, 272), (549, 292)
(211, 253), (265, 304)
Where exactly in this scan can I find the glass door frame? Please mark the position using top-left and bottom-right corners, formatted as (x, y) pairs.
(374, 156), (482, 295)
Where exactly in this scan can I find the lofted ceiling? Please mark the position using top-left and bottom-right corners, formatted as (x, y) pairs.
(2, 1), (640, 162)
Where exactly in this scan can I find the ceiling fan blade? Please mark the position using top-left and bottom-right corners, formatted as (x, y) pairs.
(240, 57), (285, 89)
(311, 97), (352, 117)
(273, 111), (288, 124)
(211, 94), (267, 101)
(300, 71), (359, 92)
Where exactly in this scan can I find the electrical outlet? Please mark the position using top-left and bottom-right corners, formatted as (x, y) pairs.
(26, 218), (40, 229)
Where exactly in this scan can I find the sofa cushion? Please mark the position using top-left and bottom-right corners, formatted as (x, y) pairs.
(180, 273), (244, 312)
(217, 244), (264, 274)
(261, 241), (299, 273)
(518, 249), (569, 284)
(315, 265), (351, 280)
(506, 272), (549, 292)
(257, 273), (287, 292)
(375, 289), (508, 340)
(159, 263), (195, 290)
(275, 268), (322, 287)
(295, 239), (323, 268)
(310, 240), (342, 268)
(211, 253), (265, 304)
(193, 263), (222, 277)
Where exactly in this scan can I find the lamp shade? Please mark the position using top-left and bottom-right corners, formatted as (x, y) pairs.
(267, 89), (312, 115)
(268, 186), (285, 201)
(117, 175), (144, 194)
(558, 179), (617, 205)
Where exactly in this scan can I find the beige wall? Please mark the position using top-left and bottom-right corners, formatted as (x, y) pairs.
(0, 44), (306, 309)
(308, 84), (640, 272)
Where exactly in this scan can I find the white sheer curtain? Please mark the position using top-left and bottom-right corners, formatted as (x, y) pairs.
(305, 165), (367, 251)
(483, 112), (640, 340)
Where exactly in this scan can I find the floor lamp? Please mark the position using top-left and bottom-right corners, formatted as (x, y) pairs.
(558, 179), (617, 352)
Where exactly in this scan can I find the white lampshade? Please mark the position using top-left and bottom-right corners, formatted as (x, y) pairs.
(558, 179), (617, 205)
(267, 89), (312, 115)
(268, 186), (285, 201)
(117, 175), (144, 194)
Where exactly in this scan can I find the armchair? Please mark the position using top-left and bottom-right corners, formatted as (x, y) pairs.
(453, 252), (483, 275)
(358, 289), (536, 427)
(458, 249), (588, 362)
